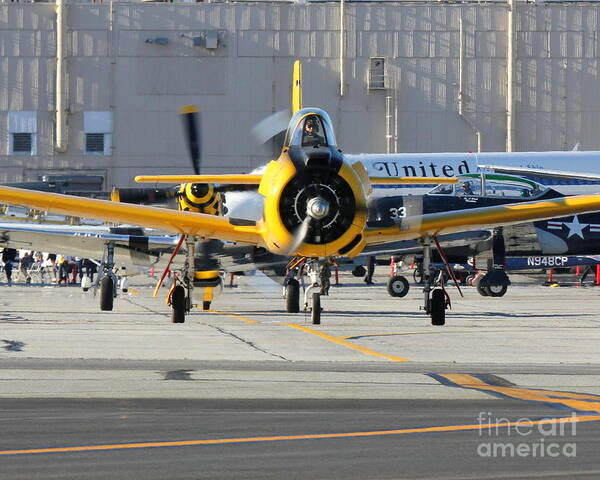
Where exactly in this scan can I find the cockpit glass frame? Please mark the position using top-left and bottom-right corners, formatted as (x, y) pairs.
(429, 184), (455, 195)
(284, 108), (337, 148)
(427, 174), (547, 199)
(300, 116), (327, 147)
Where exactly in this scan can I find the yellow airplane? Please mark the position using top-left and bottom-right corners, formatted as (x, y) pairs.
(4, 63), (600, 325)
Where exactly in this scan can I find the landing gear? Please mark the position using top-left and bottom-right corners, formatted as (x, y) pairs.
(98, 241), (117, 311)
(99, 275), (114, 311)
(421, 236), (448, 326)
(413, 267), (424, 285)
(311, 292), (321, 325)
(476, 228), (511, 298)
(167, 236), (197, 323)
(387, 275), (409, 297)
(301, 259), (331, 325)
(351, 265), (366, 277)
(429, 288), (446, 326)
(171, 285), (186, 323)
(475, 275), (489, 297)
(485, 283), (508, 297)
(285, 278), (300, 313)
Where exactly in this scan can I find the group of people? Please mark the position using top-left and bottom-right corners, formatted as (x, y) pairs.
(1, 249), (97, 286)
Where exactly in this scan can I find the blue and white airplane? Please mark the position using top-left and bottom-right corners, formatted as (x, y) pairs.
(356, 151), (600, 196)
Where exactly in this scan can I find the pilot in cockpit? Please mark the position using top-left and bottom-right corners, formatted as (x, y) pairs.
(302, 116), (326, 148)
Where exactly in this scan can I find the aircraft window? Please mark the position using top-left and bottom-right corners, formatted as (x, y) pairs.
(457, 180), (481, 196)
(301, 116), (327, 148)
(485, 180), (536, 198)
(430, 184), (454, 195)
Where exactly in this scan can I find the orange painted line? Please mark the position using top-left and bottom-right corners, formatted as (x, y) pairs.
(285, 324), (409, 362)
(2, 415), (598, 456)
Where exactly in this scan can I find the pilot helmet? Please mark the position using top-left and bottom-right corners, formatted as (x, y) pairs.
(304, 117), (318, 130)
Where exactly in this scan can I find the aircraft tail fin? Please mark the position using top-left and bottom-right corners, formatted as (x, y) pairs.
(292, 60), (302, 114)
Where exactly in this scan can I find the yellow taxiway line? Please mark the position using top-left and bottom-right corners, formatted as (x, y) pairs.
(198, 309), (409, 361)
(2, 415), (598, 456)
(284, 323), (409, 362)
(439, 374), (600, 414)
(202, 309), (258, 324)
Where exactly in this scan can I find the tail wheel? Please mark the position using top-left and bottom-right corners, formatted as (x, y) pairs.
(465, 274), (475, 287)
(487, 284), (508, 297)
(100, 276), (114, 311)
(171, 285), (186, 324)
(430, 288), (446, 326)
(286, 279), (300, 313)
(311, 292), (321, 325)
(387, 275), (409, 298)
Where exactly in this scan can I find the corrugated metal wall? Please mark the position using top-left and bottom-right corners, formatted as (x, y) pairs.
(1, 2), (600, 186)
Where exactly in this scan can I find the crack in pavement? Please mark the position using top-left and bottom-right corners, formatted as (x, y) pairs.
(208, 324), (289, 361)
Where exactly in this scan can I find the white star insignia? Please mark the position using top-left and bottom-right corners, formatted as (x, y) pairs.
(563, 215), (589, 239)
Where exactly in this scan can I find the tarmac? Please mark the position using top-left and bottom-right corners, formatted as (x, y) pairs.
(1, 271), (600, 478)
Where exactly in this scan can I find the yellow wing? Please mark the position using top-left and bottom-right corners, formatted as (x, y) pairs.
(0, 186), (262, 245)
(365, 194), (600, 245)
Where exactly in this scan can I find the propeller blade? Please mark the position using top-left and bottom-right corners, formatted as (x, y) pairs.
(179, 105), (202, 175)
(282, 215), (312, 256)
(250, 109), (291, 145)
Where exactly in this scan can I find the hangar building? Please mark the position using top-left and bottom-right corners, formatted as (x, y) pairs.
(2, 0), (600, 187)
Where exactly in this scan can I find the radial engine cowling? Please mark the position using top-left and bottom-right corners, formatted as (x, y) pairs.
(259, 150), (369, 258)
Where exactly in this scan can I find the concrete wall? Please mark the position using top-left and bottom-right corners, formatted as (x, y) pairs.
(1, 2), (600, 187)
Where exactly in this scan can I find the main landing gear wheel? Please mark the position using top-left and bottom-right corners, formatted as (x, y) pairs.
(171, 285), (186, 324)
(475, 277), (489, 297)
(486, 284), (508, 297)
(430, 288), (446, 326)
(387, 275), (409, 298)
(99, 276), (114, 311)
(311, 292), (321, 325)
(202, 301), (211, 311)
(286, 279), (300, 313)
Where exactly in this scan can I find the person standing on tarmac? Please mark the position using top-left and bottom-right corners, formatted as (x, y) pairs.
(18, 251), (34, 283)
(2, 248), (17, 286)
(364, 256), (376, 284)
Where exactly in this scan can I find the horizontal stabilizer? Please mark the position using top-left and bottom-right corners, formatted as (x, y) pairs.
(135, 175), (263, 185)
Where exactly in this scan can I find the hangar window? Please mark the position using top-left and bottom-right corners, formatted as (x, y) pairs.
(84, 111), (112, 155)
(8, 111), (37, 155)
(85, 133), (105, 153)
(369, 57), (386, 90)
